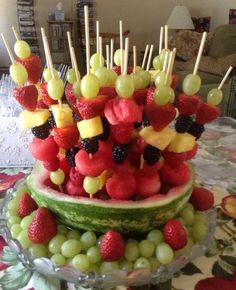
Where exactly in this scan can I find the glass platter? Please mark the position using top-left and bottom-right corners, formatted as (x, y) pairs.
(0, 177), (216, 289)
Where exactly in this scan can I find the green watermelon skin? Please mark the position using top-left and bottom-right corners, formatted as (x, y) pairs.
(27, 163), (194, 235)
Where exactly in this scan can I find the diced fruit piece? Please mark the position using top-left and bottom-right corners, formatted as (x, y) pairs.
(135, 169), (161, 198)
(163, 219), (188, 250)
(139, 126), (176, 150)
(221, 195), (236, 219)
(13, 85), (38, 111)
(53, 123), (79, 149)
(162, 151), (187, 166)
(66, 180), (88, 197)
(196, 103), (221, 124)
(99, 86), (116, 98)
(133, 88), (148, 105)
(177, 94), (202, 116)
(18, 192), (38, 218)
(20, 109), (50, 129)
(77, 116), (103, 139)
(190, 187), (214, 211)
(111, 123), (133, 144)
(29, 136), (59, 162)
(167, 133), (196, 153)
(51, 104), (73, 128)
(185, 143), (198, 160)
(28, 207), (57, 244)
(160, 162), (190, 186)
(43, 158), (60, 171)
(100, 230), (125, 261)
(145, 103), (176, 131)
(39, 82), (57, 107)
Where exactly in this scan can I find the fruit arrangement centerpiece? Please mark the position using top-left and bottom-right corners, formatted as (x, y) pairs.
(0, 7), (232, 289)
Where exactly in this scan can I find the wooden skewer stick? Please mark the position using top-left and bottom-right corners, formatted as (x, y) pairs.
(133, 45), (137, 73)
(162, 50), (169, 73)
(164, 25), (168, 50)
(84, 5), (91, 74)
(119, 20), (124, 75)
(70, 47), (80, 82)
(99, 36), (103, 67)
(169, 48), (176, 76)
(67, 31), (74, 69)
(146, 44), (154, 71)
(106, 44), (110, 69)
(12, 26), (20, 41)
(159, 26), (164, 54)
(165, 49), (175, 86)
(96, 20), (100, 54)
(142, 44), (149, 69)
(123, 37), (129, 75)
(218, 66), (233, 90)
(41, 28), (50, 68)
(1, 33), (15, 64)
(110, 38), (114, 69)
(193, 32), (207, 75)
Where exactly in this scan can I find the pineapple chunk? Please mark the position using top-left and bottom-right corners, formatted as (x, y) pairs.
(77, 116), (103, 139)
(20, 109), (50, 129)
(99, 170), (113, 189)
(139, 126), (176, 150)
(51, 104), (73, 128)
(167, 133), (196, 153)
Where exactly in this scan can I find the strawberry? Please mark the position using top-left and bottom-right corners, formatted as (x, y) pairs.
(145, 103), (176, 131)
(13, 85), (38, 111)
(76, 95), (109, 119)
(111, 123), (133, 144)
(190, 187), (214, 211)
(133, 88), (148, 105)
(171, 73), (178, 90)
(100, 230), (125, 261)
(146, 86), (155, 105)
(39, 82), (57, 107)
(185, 143), (198, 160)
(28, 207), (57, 243)
(195, 276), (235, 290)
(53, 123), (79, 149)
(160, 162), (190, 186)
(196, 103), (221, 124)
(177, 94), (202, 115)
(18, 192), (38, 217)
(113, 66), (133, 75)
(99, 86), (117, 98)
(162, 150), (187, 166)
(163, 219), (187, 250)
(65, 83), (81, 115)
(16, 54), (42, 84)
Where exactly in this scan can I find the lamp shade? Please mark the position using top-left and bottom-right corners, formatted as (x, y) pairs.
(167, 5), (194, 30)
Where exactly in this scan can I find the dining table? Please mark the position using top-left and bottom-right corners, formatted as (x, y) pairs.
(0, 117), (236, 290)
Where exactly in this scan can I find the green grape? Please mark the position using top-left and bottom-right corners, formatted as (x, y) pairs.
(10, 224), (22, 239)
(83, 176), (100, 195)
(134, 257), (151, 269)
(155, 242), (174, 265)
(72, 80), (82, 97)
(17, 230), (32, 249)
(51, 253), (66, 266)
(29, 244), (47, 258)
(180, 208), (195, 226)
(148, 257), (161, 270)
(43, 68), (59, 82)
(81, 74), (100, 99)
(130, 73), (143, 90)
(50, 169), (65, 185)
(100, 261), (119, 274)
(57, 225), (68, 235)
(20, 215), (33, 230)
(86, 246), (101, 263)
(72, 254), (90, 272)
(90, 53), (104, 69)
(80, 231), (97, 251)
(154, 85), (172, 106)
(153, 55), (162, 70)
(107, 69), (118, 85)
(194, 214), (208, 225)
(8, 215), (21, 227)
(67, 229), (81, 240)
(169, 87), (175, 103)
(10, 63), (28, 85)
(48, 234), (67, 254)
(66, 68), (77, 84)
(47, 78), (64, 100)
(155, 71), (171, 87)
(127, 239), (139, 245)
(184, 202), (195, 212)
(14, 40), (31, 59)
(174, 240), (192, 257)
(147, 229), (164, 246)
(139, 240), (155, 258)
(182, 74), (201, 96)
(61, 239), (82, 258)
(192, 222), (207, 241)
(119, 260), (133, 271)
(97, 235), (104, 246)
(139, 70), (151, 88)
(207, 88), (223, 106)
(94, 67), (109, 87)
(124, 241), (140, 262)
(88, 263), (100, 273)
(115, 75), (135, 98)
(114, 49), (125, 66)
(135, 66), (143, 73)
(7, 198), (19, 214)
(159, 49), (170, 66)
(175, 217), (185, 226)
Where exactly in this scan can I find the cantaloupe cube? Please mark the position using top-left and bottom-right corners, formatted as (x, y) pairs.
(139, 126), (176, 150)
(77, 116), (103, 139)
(167, 133), (196, 153)
(51, 104), (73, 128)
(20, 109), (50, 129)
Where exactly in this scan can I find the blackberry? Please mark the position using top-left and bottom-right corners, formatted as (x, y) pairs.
(80, 138), (99, 154)
(73, 112), (82, 122)
(143, 145), (161, 166)
(134, 121), (142, 129)
(175, 115), (193, 133)
(97, 118), (110, 141)
(48, 111), (56, 128)
(66, 147), (80, 167)
(31, 122), (50, 139)
(112, 144), (129, 164)
(142, 115), (150, 127)
(188, 122), (205, 139)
